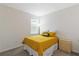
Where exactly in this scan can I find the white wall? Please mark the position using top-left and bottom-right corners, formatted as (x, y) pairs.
(0, 5), (34, 52)
(40, 5), (79, 53)
(40, 14), (57, 33)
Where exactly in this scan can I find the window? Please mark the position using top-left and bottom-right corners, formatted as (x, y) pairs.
(30, 18), (40, 35)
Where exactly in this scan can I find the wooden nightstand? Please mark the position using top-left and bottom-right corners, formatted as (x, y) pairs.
(59, 39), (72, 53)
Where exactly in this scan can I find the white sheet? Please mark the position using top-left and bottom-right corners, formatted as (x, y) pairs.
(24, 44), (58, 56)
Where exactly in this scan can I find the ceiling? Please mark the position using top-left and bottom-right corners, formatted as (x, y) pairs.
(2, 3), (78, 16)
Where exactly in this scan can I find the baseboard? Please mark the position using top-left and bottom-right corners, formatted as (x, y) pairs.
(0, 44), (23, 53)
(72, 50), (79, 54)
(72, 50), (79, 56)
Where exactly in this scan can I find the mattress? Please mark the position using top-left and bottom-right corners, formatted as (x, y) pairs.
(23, 35), (58, 56)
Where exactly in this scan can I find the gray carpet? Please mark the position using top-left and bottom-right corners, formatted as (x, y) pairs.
(0, 46), (78, 56)
(0, 46), (29, 56)
(53, 50), (79, 56)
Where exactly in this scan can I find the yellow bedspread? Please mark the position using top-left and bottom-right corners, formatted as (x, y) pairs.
(23, 35), (58, 56)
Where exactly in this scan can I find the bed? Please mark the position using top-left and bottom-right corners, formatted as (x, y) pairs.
(23, 32), (58, 56)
